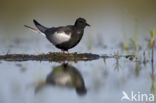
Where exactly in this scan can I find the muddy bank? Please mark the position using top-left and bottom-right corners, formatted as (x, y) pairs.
(0, 52), (137, 62)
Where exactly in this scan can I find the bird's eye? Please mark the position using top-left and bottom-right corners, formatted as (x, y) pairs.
(80, 20), (85, 23)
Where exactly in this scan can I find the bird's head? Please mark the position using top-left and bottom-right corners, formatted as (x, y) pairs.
(74, 18), (90, 29)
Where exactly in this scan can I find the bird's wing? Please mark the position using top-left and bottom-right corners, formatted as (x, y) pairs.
(47, 26), (73, 45)
(57, 25), (73, 35)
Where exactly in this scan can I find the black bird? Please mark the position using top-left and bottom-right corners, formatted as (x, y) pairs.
(25, 18), (90, 54)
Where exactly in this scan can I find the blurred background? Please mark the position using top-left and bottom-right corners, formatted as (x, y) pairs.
(0, 0), (156, 53)
(0, 0), (156, 103)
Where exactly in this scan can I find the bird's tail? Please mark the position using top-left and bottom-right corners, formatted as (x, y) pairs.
(24, 25), (45, 36)
(33, 19), (47, 33)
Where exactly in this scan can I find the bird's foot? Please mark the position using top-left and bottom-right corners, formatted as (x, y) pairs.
(62, 50), (69, 55)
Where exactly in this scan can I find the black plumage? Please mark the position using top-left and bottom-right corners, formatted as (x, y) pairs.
(33, 18), (90, 51)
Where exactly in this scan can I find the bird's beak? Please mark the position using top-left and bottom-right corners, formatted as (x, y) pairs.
(86, 23), (90, 27)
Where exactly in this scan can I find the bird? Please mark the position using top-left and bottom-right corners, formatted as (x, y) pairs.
(24, 18), (90, 54)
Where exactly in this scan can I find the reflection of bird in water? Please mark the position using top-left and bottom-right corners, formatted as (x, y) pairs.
(47, 63), (87, 95)
(36, 63), (87, 96)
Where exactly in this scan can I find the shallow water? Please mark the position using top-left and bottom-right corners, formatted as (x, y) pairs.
(0, 41), (155, 103)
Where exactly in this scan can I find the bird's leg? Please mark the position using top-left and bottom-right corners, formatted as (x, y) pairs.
(67, 50), (69, 54)
(62, 50), (65, 54)
(62, 50), (69, 54)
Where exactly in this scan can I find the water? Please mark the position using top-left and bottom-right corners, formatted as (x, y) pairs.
(0, 49), (155, 103)
(0, 0), (156, 103)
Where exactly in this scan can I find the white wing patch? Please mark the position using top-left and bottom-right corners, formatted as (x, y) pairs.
(51, 32), (71, 45)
